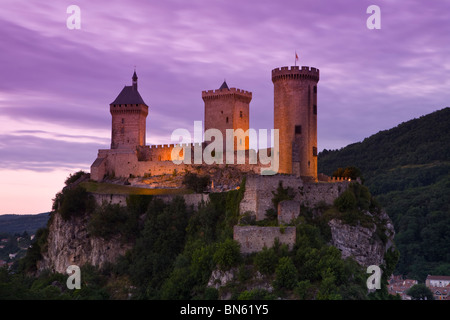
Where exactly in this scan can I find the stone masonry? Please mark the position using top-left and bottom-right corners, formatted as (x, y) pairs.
(233, 225), (296, 254)
(91, 65), (320, 182)
(278, 200), (300, 224)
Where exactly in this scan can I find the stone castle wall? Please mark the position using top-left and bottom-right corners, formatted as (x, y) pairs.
(90, 143), (277, 181)
(92, 192), (209, 211)
(239, 175), (350, 220)
(233, 225), (296, 254)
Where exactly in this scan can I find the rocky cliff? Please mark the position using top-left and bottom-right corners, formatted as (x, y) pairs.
(37, 175), (396, 282)
(37, 212), (132, 275)
(235, 175), (396, 269)
(328, 209), (395, 267)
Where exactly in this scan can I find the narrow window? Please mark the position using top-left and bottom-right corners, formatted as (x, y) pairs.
(240, 111), (243, 118)
(313, 105), (317, 115)
(295, 125), (302, 134)
(226, 117), (229, 123)
(314, 86), (317, 94)
(313, 146), (317, 157)
(121, 118), (124, 124)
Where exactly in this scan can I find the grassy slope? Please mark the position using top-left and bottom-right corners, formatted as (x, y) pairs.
(80, 181), (191, 195)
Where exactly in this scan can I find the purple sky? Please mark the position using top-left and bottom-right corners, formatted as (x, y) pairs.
(1, 0), (449, 214)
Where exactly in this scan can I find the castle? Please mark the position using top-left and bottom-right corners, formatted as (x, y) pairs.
(90, 65), (321, 182)
(46, 64), (393, 272)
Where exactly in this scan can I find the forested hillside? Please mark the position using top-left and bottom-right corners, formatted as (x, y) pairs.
(318, 107), (450, 281)
(0, 213), (50, 235)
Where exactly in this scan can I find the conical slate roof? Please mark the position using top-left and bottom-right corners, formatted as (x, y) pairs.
(219, 81), (229, 90)
(111, 71), (147, 106)
(110, 86), (147, 105)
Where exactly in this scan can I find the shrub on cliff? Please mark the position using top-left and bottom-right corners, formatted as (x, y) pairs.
(17, 227), (48, 274)
(334, 189), (357, 212)
(213, 239), (242, 270)
(56, 186), (95, 221)
(87, 203), (129, 241)
(64, 170), (87, 186)
(182, 173), (211, 193)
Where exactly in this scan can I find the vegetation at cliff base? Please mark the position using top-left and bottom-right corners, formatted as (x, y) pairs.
(318, 107), (450, 281)
(0, 175), (388, 300)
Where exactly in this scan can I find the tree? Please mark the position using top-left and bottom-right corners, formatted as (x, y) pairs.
(406, 284), (434, 300)
(316, 268), (341, 300)
(334, 189), (357, 212)
(254, 247), (278, 275)
(273, 257), (298, 290)
(57, 186), (95, 220)
(213, 239), (241, 270)
(64, 170), (87, 186)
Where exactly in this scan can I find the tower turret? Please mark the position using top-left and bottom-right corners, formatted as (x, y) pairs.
(132, 70), (138, 91)
(272, 65), (319, 180)
(110, 71), (148, 149)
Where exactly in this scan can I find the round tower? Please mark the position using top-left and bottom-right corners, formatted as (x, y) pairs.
(272, 66), (319, 180)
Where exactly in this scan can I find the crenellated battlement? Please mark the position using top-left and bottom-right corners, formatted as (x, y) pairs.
(202, 87), (252, 101)
(110, 103), (148, 116)
(271, 66), (319, 82)
(149, 142), (203, 149)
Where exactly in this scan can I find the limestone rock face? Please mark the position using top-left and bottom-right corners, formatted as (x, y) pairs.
(37, 213), (131, 275)
(328, 211), (395, 268)
(208, 269), (236, 289)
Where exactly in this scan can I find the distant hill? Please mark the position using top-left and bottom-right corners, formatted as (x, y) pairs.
(318, 107), (450, 281)
(0, 212), (50, 235)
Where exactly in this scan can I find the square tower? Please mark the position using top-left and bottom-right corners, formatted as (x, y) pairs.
(109, 71), (149, 150)
(202, 81), (252, 153)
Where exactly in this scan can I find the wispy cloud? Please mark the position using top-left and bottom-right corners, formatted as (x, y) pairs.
(0, 0), (449, 169)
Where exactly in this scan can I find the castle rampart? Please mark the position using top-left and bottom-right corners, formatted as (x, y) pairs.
(239, 175), (350, 220)
(92, 192), (209, 211)
(233, 225), (296, 254)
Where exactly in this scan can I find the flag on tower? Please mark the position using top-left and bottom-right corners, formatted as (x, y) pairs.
(295, 51), (299, 66)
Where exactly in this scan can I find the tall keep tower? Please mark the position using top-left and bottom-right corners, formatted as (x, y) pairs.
(272, 66), (319, 180)
(202, 81), (252, 152)
(110, 71), (149, 149)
